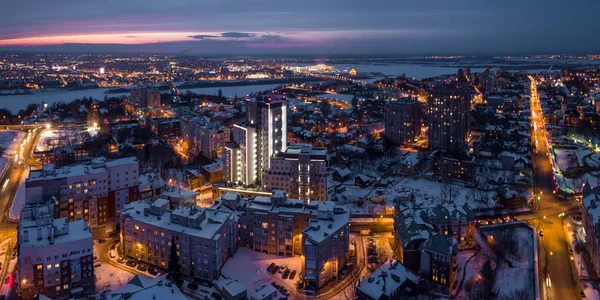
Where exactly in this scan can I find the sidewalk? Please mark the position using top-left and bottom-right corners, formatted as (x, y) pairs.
(564, 221), (600, 299)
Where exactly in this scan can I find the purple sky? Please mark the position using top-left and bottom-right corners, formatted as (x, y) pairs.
(1, 0), (599, 54)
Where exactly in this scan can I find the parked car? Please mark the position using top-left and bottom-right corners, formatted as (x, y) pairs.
(117, 257), (126, 264)
(289, 270), (297, 280)
(282, 268), (291, 279)
(126, 260), (137, 268)
(94, 263), (101, 268)
(272, 265), (280, 274)
(148, 267), (158, 276)
(267, 262), (276, 272)
(271, 282), (280, 289)
(137, 264), (147, 272)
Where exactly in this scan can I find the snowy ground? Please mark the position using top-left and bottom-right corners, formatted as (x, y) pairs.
(554, 148), (583, 171)
(331, 175), (497, 214)
(455, 231), (496, 299)
(221, 247), (302, 299)
(0, 130), (24, 155)
(94, 262), (135, 294)
(93, 242), (135, 294)
(486, 226), (535, 300)
(35, 128), (86, 153)
(8, 168), (29, 220)
(565, 221), (600, 300)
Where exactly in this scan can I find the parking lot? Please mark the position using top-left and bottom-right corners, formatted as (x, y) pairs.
(222, 247), (302, 299)
(362, 232), (394, 272)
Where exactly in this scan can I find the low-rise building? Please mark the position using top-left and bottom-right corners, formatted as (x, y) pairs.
(213, 275), (247, 300)
(394, 201), (473, 276)
(582, 185), (600, 275)
(107, 274), (186, 300)
(18, 203), (94, 299)
(160, 186), (199, 208)
(120, 199), (238, 281)
(420, 234), (459, 295)
(355, 260), (419, 300)
(137, 172), (166, 201)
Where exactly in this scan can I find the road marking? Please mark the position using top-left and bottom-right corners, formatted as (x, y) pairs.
(2, 179), (8, 191)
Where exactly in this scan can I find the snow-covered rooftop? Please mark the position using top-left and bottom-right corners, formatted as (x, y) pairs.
(107, 274), (186, 300)
(356, 260), (418, 299)
(121, 200), (233, 240)
(303, 205), (349, 244)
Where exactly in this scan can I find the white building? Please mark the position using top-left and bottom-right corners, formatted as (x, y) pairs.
(17, 203), (94, 300)
(224, 94), (287, 186)
(262, 144), (327, 203)
(120, 199), (238, 281)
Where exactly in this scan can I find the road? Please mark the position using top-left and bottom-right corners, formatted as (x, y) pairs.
(0, 126), (42, 296)
(314, 235), (364, 299)
(0, 127), (42, 223)
(527, 76), (581, 300)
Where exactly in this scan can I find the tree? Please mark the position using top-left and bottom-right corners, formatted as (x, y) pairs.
(320, 100), (332, 117)
(168, 236), (183, 287)
(480, 258), (495, 297)
(351, 96), (359, 110)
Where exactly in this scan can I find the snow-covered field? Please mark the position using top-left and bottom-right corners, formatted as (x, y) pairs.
(553, 148), (584, 170)
(35, 128), (87, 153)
(221, 247), (302, 299)
(331, 175), (497, 214)
(485, 226), (535, 300)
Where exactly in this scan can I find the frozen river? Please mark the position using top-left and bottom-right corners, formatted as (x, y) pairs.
(0, 83), (283, 113)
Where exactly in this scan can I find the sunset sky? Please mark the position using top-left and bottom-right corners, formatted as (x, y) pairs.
(1, 0), (599, 54)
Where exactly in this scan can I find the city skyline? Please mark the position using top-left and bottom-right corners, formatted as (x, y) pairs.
(1, 0), (599, 55)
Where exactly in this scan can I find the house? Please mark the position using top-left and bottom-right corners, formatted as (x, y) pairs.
(251, 284), (278, 300)
(202, 162), (224, 184)
(420, 234), (459, 295)
(582, 184), (600, 276)
(106, 275), (186, 300)
(213, 275), (247, 300)
(184, 169), (205, 190)
(333, 168), (352, 182)
(355, 260), (419, 300)
(355, 174), (372, 188)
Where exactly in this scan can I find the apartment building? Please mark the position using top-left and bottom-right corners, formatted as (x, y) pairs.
(120, 199), (238, 281)
(18, 203), (94, 299)
(228, 190), (317, 256)
(25, 157), (139, 229)
(384, 98), (422, 146)
(302, 202), (350, 289)
(130, 87), (161, 108)
(420, 234), (459, 295)
(262, 144), (328, 203)
(224, 94), (287, 186)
